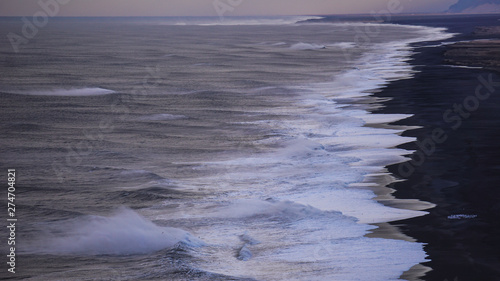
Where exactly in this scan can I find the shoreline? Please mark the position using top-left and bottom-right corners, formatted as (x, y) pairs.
(372, 14), (500, 281)
(347, 20), (459, 281)
(333, 20), (465, 281)
(339, 13), (500, 281)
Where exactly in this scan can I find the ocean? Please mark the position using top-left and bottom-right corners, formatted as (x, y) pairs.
(0, 16), (454, 280)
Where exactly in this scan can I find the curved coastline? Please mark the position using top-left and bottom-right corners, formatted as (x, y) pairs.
(373, 14), (500, 281)
(305, 14), (499, 280)
(292, 20), (459, 280)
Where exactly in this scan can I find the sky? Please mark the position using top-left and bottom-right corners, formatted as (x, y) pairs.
(0, 0), (458, 17)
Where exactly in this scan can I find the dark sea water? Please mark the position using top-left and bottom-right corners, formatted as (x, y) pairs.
(0, 17), (454, 280)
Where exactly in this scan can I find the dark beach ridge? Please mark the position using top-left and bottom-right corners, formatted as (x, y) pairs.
(378, 14), (500, 281)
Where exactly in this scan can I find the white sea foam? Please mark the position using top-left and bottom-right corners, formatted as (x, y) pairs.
(448, 214), (478, 220)
(29, 208), (203, 255)
(422, 39), (490, 48)
(289, 189), (428, 224)
(290, 42), (326, 50)
(176, 197), (427, 281)
(212, 199), (326, 219)
(11, 87), (115, 96)
(159, 24), (453, 280)
(270, 25), (453, 225)
(327, 42), (356, 49)
(445, 65), (484, 69)
(271, 42), (287, 46)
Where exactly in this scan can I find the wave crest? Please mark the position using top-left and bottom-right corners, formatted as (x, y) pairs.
(290, 42), (326, 50)
(10, 87), (115, 96)
(28, 208), (204, 255)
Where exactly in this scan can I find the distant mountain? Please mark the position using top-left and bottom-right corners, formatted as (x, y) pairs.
(448, 0), (500, 13)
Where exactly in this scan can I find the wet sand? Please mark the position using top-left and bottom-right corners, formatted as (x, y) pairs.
(377, 14), (500, 281)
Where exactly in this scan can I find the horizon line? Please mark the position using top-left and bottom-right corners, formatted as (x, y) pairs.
(1, 12), (500, 18)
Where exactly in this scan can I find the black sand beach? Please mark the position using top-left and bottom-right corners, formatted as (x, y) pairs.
(379, 14), (500, 281)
